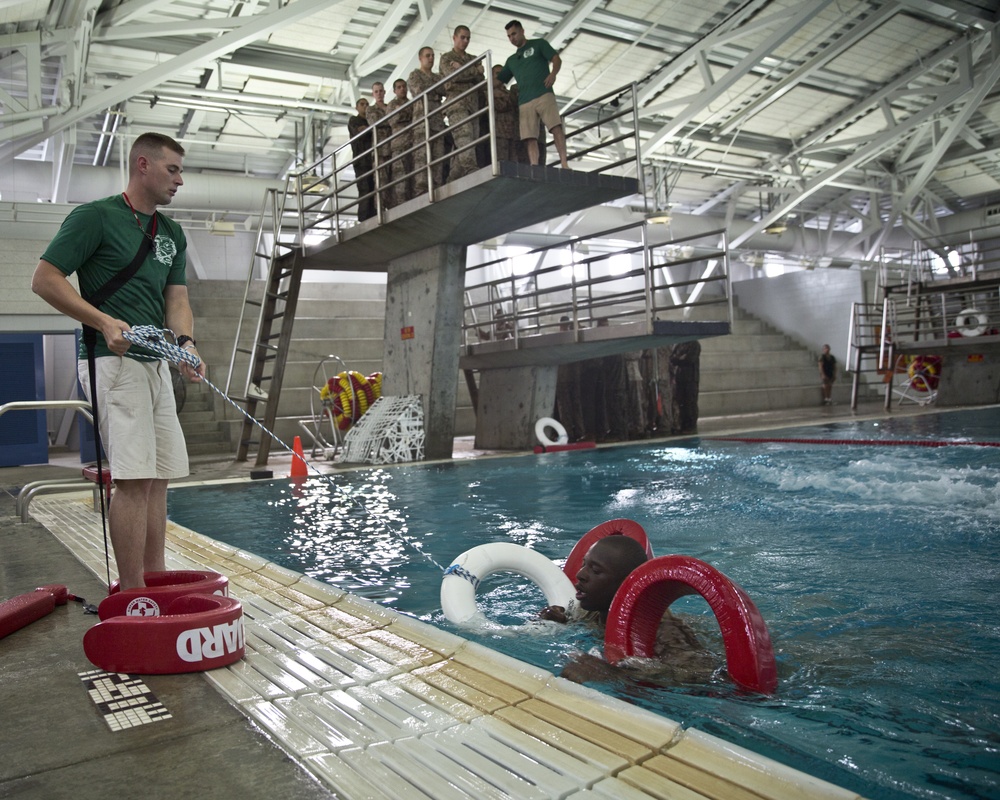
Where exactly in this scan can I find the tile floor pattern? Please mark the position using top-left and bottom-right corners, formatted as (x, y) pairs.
(29, 490), (866, 800)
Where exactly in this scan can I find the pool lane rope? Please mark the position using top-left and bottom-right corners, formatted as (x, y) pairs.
(710, 436), (1000, 448)
(123, 326), (447, 573)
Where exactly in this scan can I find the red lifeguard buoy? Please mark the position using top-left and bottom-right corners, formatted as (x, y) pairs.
(562, 519), (655, 581)
(99, 570), (229, 620)
(0, 584), (69, 639)
(604, 555), (777, 694)
(84, 593), (245, 674)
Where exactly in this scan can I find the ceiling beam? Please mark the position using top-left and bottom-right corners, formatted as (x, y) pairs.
(0, 0), (337, 163)
(545, 0), (604, 50)
(642, 0), (836, 156)
(715, 2), (900, 137)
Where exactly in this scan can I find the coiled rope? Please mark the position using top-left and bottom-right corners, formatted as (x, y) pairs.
(124, 325), (447, 572)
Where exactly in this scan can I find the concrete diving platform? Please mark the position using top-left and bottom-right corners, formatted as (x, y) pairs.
(460, 319), (731, 370)
(299, 161), (640, 271)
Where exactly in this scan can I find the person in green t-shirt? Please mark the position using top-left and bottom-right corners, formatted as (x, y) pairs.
(497, 19), (570, 168)
(31, 131), (205, 591)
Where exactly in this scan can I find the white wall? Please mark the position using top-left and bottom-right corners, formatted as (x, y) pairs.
(733, 268), (865, 362)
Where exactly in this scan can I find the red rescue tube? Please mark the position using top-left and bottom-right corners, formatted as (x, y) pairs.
(604, 555), (777, 694)
(99, 570), (229, 620)
(84, 593), (245, 674)
(0, 588), (59, 639)
(563, 519), (654, 581)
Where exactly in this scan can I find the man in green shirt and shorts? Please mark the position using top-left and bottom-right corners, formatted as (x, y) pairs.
(31, 131), (204, 591)
(498, 19), (570, 169)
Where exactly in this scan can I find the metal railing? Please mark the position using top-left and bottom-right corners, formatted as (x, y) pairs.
(279, 56), (642, 247)
(462, 224), (731, 344)
(847, 280), (999, 408)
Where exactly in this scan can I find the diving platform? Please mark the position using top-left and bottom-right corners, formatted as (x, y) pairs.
(298, 161), (640, 271)
(459, 319), (730, 370)
(229, 71), (734, 462)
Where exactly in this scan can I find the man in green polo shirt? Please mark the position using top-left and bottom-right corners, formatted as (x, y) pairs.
(497, 19), (570, 169)
(31, 131), (204, 591)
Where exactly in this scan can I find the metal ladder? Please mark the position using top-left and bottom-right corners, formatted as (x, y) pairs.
(225, 181), (305, 465)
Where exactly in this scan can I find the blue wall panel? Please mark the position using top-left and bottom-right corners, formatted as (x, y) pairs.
(0, 334), (47, 467)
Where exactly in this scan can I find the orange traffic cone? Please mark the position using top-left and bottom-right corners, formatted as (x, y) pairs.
(290, 436), (308, 478)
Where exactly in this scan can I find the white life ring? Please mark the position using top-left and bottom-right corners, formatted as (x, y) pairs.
(441, 542), (576, 627)
(955, 308), (988, 337)
(535, 416), (568, 447)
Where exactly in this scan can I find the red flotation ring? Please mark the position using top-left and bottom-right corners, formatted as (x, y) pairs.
(604, 555), (777, 694)
(84, 593), (245, 674)
(0, 584), (69, 639)
(562, 519), (654, 581)
(99, 570), (229, 620)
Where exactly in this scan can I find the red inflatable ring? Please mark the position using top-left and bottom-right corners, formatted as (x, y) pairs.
(99, 570), (229, 620)
(604, 555), (777, 694)
(84, 593), (245, 674)
(562, 519), (654, 581)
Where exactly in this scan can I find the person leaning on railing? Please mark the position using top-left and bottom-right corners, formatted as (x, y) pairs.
(408, 46), (448, 196)
(440, 25), (486, 182)
(387, 79), (414, 204)
(490, 64), (519, 163)
(365, 81), (395, 209)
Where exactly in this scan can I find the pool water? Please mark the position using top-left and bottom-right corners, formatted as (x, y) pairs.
(168, 407), (1000, 800)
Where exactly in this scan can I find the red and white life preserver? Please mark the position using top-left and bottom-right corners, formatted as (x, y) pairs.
(99, 570), (229, 620)
(562, 519), (654, 581)
(604, 555), (777, 694)
(84, 593), (245, 674)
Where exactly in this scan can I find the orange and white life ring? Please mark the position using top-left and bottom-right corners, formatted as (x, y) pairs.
(84, 593), (245, 674)
(604, 555), (777, 694)
(441, 542), (576, 627)
(562, 519), (654, 581)
(98, 570), (229, 620)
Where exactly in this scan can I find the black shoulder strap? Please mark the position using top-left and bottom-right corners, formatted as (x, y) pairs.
(82, 213), (157, 347)
(85, 213), (157, 309)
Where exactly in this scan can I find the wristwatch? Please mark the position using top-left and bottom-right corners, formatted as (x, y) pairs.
(176, 335), (197, 349)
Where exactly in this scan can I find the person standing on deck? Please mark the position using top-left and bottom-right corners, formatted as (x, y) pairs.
(31, 132), (204, 591)
(497, 19), (570, 169)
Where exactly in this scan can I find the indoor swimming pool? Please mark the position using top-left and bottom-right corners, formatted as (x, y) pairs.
(167, 407), (1000, 800)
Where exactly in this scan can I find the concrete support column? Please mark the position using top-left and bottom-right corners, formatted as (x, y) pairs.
(475, 365), (558, 449)
(382, 243), (465, 459)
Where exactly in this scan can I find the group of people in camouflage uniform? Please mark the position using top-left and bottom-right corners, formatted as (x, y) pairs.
(345, 21), (565, 216)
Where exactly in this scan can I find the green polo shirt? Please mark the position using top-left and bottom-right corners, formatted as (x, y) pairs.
(498, 38), (558, 106)
(42, 194), (188, 360)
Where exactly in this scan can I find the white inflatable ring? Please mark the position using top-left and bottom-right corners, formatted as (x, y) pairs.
(955, 308), (988, 337)
(441, 542), (576, 627)
(535, 416), (569, 447)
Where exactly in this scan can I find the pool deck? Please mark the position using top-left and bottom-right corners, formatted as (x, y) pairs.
(2, 400), (946, 800)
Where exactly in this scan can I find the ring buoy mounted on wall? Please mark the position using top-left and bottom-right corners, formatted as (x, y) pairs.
(604, 555), (777, 694)
(562, 519), (654, 581)
(441, 542), (576, 627)
(84, 593), (245, 674)
(98, 570), (229, 620)
(535, 417), (568, 448)
(955, 308), (989, 337)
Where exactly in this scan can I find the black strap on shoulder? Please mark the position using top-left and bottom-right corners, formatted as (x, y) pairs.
(82, 213), (157, 347)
